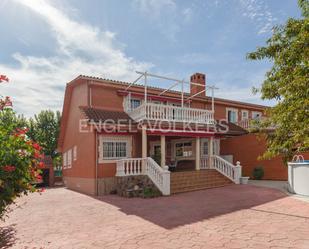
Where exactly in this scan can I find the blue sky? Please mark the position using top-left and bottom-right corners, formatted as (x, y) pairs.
(0, 0), (301, 116)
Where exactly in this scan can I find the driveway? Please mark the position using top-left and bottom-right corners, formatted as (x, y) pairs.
(1, 185), (309, 249)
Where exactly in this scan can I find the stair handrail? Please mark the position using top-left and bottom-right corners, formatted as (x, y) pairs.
(145, 157), (170, 195)
(116, 157), (170, 195)
(211, 155), (242, 184)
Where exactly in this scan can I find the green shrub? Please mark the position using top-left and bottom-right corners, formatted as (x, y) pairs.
(143, 187), (161, 198)
(253, 166), (264, 180)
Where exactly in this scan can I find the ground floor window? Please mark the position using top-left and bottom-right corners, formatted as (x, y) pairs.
(175, 142), (193, 157)
(99, 136), (132, 161)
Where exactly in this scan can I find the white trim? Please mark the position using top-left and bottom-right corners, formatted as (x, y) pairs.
(67, 149), (72, 168)
(98, 135), (132, 163)
(200, 138), (209, 157)
(241, 109), (249, 121)
(172, 138), (195, 160)
(252, 111), (262, 119)
(73, 146), (77, 161)
(226, 107), (238, 123)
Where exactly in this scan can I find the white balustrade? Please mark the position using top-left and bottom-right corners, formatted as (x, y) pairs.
(200, 156), (210, 169)
(116, 158), (144, 176)
(116, 157), (170, 195)
(210, 155), (242, 184)
(237, 119), (250, 129)
(127, 102), (214, 124)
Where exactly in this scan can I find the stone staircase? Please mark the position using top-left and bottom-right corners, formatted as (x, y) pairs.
(171, 169), (233, 194)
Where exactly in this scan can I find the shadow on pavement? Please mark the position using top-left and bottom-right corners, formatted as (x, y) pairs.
(95, 185), (287, 229)
(0, 224), (16, 249)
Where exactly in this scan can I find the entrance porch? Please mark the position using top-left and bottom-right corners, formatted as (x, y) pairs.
(115, 127), (242, 195)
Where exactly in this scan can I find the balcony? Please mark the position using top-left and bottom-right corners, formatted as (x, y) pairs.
(126, 102), (214, 124)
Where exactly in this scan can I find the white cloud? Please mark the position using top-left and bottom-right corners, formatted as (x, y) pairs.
(0, 0), (152, 116)
(240, 0), (277, 34)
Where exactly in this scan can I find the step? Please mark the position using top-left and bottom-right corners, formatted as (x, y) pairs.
(171, 183), (233, 194)
(170, 169), (233, 194)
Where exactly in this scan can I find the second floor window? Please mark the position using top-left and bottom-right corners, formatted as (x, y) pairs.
(252, 111), (262, 120)
(130, 99), (141, 109)
(241, 110), (249, 120)
(227, 108), (238, 123)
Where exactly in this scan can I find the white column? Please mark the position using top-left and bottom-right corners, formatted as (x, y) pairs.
(160, 135), (166, 167)
(209, 137), (214, 168)
(235, 161), (242, 184)
(142, 125), (147, 158)
(195, 137), (200, 170)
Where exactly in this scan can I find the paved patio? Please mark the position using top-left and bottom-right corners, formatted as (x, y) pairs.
(1, 185), (309, 249)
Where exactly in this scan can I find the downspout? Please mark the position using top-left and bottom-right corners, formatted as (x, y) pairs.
(95, 130), (98, 196)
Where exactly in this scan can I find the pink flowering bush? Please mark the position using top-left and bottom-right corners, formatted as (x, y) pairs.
(0, 75), (43, 219)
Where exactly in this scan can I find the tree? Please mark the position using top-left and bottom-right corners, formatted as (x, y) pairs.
(247, 0), (309, 162)
(28, 110), (61, 159)
(0, 76), (42, 219)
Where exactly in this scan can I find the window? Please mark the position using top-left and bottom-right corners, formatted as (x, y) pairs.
(202, 141), (208, 156)
(67, 149), (72, 168)
(130, 99), (141, 109)
(100, 136), (131, 160)
(175, 142), (193, 157)
(241, 110), (249, 120)
(213, 139), (220, 155)
(73, 146), (77, 161)
(252, 111), (262, 120)
(103, 141), (127, 158)
(226, 108), (238, 123)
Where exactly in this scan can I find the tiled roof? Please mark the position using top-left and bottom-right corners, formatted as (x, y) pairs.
(216, 121), (248, 136)
(76, 75), (269, 109)
(80, 107), (135, 123)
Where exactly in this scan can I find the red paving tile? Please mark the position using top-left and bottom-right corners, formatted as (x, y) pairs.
(1, 185), (309, 249)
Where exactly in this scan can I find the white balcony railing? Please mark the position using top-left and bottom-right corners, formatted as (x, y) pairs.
(126, 102), (214, 124)
(116, 157), (170, 195)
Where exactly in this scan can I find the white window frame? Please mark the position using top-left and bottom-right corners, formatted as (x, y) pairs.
(174, 141), (193, 158)
(252, 111), (262, 120)
(130, 98), (141, 110)
(98, 136), (132, 163)
(67, 149), (72, 168)
(226, 108), (238, 123)
(201, 139), (209, 157)
(73, 146), (77, 161)
(213, 139), (220, 155)
(241, 110), (249, 120)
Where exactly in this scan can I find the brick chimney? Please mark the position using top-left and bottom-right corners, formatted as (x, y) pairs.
(190, 73), (206, 97)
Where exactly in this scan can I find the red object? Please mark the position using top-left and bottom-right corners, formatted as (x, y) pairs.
(38, 162), (45, 169)
(3, 165), (16, 172)
(0, 75), (9, 82)
(32, 143), (42, 151)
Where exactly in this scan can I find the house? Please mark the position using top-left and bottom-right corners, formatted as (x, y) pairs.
(57, 72), (288, 196)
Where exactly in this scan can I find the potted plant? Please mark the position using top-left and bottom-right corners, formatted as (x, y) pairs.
(252, 166), (264, 180)
(240, 176), (250, 184)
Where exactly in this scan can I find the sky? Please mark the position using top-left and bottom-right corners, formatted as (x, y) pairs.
(0, 0), (302, 117)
